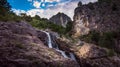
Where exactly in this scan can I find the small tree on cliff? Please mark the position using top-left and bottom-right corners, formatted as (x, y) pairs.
(98, 0), (112, 3)
(0, 0), (11, 15)
(78, 1), (82, 7)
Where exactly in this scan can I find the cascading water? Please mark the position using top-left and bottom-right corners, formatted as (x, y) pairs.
(42, 31), (53, 48)
(43, 31), (76, 61)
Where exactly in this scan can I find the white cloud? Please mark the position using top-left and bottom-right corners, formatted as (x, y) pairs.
(46, 0), (60, 2)
(13, 0), (98, 20)
(81, 0), (97, 4)
(26, 9), (44, 17)
(33, 1), (41, 8)
(12, 9), (26, 15)
(28, 0), (32, 2)
(12, 1), (78, 20)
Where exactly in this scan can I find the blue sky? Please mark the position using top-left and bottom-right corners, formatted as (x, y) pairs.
(8, 0), (97, 19)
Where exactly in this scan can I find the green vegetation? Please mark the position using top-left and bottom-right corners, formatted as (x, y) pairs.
(0, 0), (22, 22)
(107, 49), (115, 57)
(80, 30), (119, 49)
(78, 1), (82, 6)
(17, 13), (72, 35)
(0, 0), (11, 15)
(98, 0), (112, 3)
(26, 16), (66, 34)
(66, 21), (73, 33)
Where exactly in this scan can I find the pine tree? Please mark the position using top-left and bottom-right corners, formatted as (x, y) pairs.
(0, 0), (11, 15)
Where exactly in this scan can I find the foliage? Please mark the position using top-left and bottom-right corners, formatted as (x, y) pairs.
(98, 0), (112, 3)
(88, 2), (95, 10)
(107, 49), (115, 57)
(0, 0), (11, 15)
(0, 0), (22, 22)
(0, 12), (21, 22)
(20, 13), (32, 22)
(112, 4), (118, 11)
(80, 30), (100, 44)
(27, 16), (66, 34)
(79, 30), (118, 49)
(65, 21), (73, 33)
(78, 1), (82, 6)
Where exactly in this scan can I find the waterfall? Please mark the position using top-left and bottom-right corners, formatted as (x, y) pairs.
(43, 31), (76, 61)
(70, 53), (76, 61)
(42, 31), (53, 48)
(56, 49), (68, 58)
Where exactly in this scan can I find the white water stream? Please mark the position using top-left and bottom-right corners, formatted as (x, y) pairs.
(43, 31), (76, 61)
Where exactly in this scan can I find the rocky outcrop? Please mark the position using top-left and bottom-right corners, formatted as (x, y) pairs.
(55, 36), (120, 67)
(77, 44), (107, 59)
(49, 12), (72, 27)
(0, 21), (79, 67)
(76, 43), (120, 67)
(72, 0), (120, 37)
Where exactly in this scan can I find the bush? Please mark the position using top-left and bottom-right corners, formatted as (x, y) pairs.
(98, 0), (112, 3)
(80, 30), (100, 44)
(28, 16), (66, 34)
(0, 12), (22, 22)
(107, 49), (115, 57)
(79, 30), (117, 49)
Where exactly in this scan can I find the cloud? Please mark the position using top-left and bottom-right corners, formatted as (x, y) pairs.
(13, 0), (98, 20)
(81, 0), (97, 4)
(33, 1), (41, 8)
(26, 9), (44, 17)
(23, 1), (78, 20)
(28, 0), (32, 2)
(46, 0), (60, 2)
(12, 9), (26, 15)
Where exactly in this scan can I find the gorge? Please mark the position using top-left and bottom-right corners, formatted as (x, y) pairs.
(0, 0), (120, 67)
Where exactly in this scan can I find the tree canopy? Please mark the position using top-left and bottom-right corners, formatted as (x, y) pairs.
(0, 0), (11, 15)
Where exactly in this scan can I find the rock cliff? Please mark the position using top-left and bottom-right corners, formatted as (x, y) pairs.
(49, 12), (72, 27)
(72, 0), (120, 37)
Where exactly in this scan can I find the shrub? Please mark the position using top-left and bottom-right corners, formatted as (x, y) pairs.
(107, 49), (115, 57)
(79, 30), (117, 49)
(98, 0), (112, 3)
(28, 17), (66, 34)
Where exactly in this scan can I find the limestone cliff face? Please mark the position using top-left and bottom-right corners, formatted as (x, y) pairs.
(49, 12), (71, 27)
(72, 0), (120, 37)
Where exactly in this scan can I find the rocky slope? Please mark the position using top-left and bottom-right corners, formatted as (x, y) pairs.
(49, 12), (71, 27)
(72, 0), (120, 37)
(0, 21), (79, 67)
(55, 37), (120, 67)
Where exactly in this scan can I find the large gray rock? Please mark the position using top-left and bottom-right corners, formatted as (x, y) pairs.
(49, 12), (72, 27)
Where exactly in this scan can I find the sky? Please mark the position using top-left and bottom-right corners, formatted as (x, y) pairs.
(8, 0), (97, 20)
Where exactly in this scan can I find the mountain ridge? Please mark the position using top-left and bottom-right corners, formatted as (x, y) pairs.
(49, 12), (72, 27)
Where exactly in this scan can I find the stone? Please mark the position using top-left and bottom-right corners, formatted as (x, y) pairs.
(0, 21), (79, 67)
